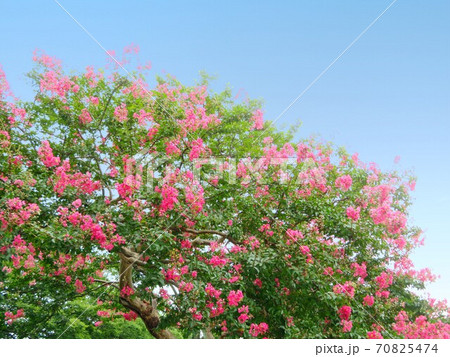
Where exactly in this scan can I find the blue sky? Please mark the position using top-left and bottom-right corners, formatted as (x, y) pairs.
(1, 0), (449, 299)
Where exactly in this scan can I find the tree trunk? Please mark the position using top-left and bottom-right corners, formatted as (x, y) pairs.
(118, 249), (176, 339)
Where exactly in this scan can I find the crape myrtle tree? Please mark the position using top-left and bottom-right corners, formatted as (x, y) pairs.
(0, 48), (449, 339)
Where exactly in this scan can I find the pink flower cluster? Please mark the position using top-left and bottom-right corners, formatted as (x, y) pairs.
(189, 307), (203, 321)
(338, 305), (352, 321)
(375, 272), (393, 290)
(39, 70), (78, 99)
(189, 138), (207, 161)
(179, 281), (194, 293)
(205, 283), (222, 299)
(346, 206), (360, 221)
(122, 310), (138, 321)
(250, 109), (264, 130)
(227, 290), (244, 306)
(157, 184), (179, 213)
(121, 285), (135, 297)
(207, 255), (230, 267)
(165, 139), (181, 156)
(114, 103), (128, 122)
(54, 160), (101, 195)
(286, 229), (304, 245)
(33, 49), (61, 69)
(1, 198), (40, 228)
(363, 295), (375, 306)
(4, 309), (24, 325)
(38, 141), (61, 167)
(6, 235), (37, 270)
(57, 206), (124, 250)
(249, 322), (269, 337)
(351, 262), (368, 279)
(393, 311), (450, 339)
(74, 279), (85, 293)
(341, 320), (353, 333)
(79, 108), (93, 124)
(237, 305), (250, 323)
(175, 86), (220, 134)
(335, 175), (352, 192)
(333, 281), (355, 298)
(367, 330), (383, 339)
(365, 184), (407, 234)
(0, 130), (10, 148)
(243, 236), (260, 250)
(205, 298), (225, 318)
(116, 175), (141, 198)
(133, 109), (153, 125)
(184, 182), (205, 213)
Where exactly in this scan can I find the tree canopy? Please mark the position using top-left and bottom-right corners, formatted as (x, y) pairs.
(0, 49), (449, 339)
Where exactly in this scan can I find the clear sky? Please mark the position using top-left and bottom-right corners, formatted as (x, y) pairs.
(1, 1), (449, 299)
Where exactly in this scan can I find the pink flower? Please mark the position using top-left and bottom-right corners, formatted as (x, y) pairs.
(346, 206), (360, 221)
(79, 108), (92, 124)
(335, 175), (352, 192)
(253, 279), (263, 288)
(338, 305), (352, 321)
(159, 185), (179, 212)
(14, 179), (24, 187)
(72, 199), (82, 209)
(249, 322), (269, 337)
(208, 256), (229, 267)
(120, 285), (135, 297)
(244, 236), (260, 250)
(165, 139), (181, 156)
(116, 175), (141, 198)
(133, 109), (153, 125)
(375, 272), (393, 290)
(114, 103), (128, 122)
(341, 320), (353, 332)
(159, 288), (169, 300)
(97, 310), (110, 317)
(205, 283), (222, 299)
(192, 312), (203, 321)
(250, 109), (264, 130)
(300, 245), (310, 255)
(179, 281), (194, 293)
(189, 138), (206, 161)
(363, 295), (375, 307)
(238, 313), (249, 323)
(333, 282), (355, 298)
(74, 279), (85, 293)
(180, 240), (192, 249)
(39, 70), (76, 98)
(38, 141), (60, 167)
(4, 309), (25, 324)
(351, 262), (367, 279)
(90, 97), (99, 105)
(238, 305), (249, 314)
(123, 310), (138, 321)
(189, 308), (203, 321)
(286, 229), (304, 244)
(367, 330), (383, 339)
(0, 130), (11, 147)
(227, 290), (244, 306)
